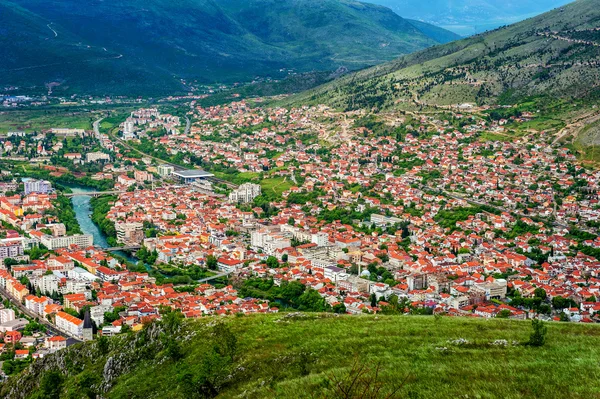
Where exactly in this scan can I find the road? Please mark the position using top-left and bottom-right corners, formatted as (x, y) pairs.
(0, 286), (81, 344)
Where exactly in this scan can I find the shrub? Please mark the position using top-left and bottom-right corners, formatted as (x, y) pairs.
(528, 319), (547, 347)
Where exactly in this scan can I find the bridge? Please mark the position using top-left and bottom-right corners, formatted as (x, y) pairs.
(197, 271), (232, 283)
(64, 190), (125, 198)
(103, 245), (142, 252)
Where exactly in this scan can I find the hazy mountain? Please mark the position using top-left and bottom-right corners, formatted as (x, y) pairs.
(285, 0), (600, 110)
(370, 0), (574, 35)
(0, 0), (457, 95)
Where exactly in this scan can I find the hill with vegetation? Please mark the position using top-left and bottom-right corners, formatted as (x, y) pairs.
(2, 312), (600, 398)
(284, 0), (600, 111)
(0, 0), (457, 96)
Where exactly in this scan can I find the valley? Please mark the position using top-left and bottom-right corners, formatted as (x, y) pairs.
(0, 1), (600, 398)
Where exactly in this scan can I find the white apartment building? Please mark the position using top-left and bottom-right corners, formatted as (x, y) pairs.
(55, 311), (84, 339)
(34, 274), (60, 295)
(0, 308), (16, 324)
(86, 151), (111, 163)
(25, 295), (51, 315)
(251, 228), (290, 255)
(157, 164), (174, 177)
(311, 232), (330, 247)
(40, 234), (93, 250)
(115, 222), (144, 244)
(229, 183), (261, 203)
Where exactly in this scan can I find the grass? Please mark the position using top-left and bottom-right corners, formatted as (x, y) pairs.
(260, 177), (294, 198)
(0, 109), (94, 133)
(6, 314), (600, 398)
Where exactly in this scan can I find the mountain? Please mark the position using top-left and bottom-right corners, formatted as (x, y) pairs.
(2, 313), (600, 399)
(370, 0), (573, 35)
(0, 0), (457, 96)
(406, 19), (462, 43)
(285, 0), (600, 110)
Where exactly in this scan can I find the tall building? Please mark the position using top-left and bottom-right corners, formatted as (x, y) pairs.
(157, 164), (175, 177)
(0, 241), (24, 259)
(229, 183), (261, 203)
(23, 179), (52, 195)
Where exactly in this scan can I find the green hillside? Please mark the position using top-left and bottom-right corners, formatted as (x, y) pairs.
(0, 0), (456, 96)
(283, 0), (600, 110)
(2, 313), (600, 398)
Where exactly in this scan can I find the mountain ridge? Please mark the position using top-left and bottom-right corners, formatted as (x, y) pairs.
(282, 0), (600, 110)
(0, 0), (456, 95)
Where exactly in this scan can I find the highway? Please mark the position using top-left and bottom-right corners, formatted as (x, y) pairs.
(0, 286), (82, 345)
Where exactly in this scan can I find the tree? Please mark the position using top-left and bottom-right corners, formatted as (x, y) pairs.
(213, 323), (238, 362)
(333, 303), (347, 314)
(39, 371), (64, 399)
(534, 288), (547, 300)
(370, 293), (377, 307)
(266, 256), (279, 269)
(206, 255), (218, 271)
(496, 309), (511, 318)
(297, 289), (328, 312)
(528, 319), (547, 347)
(97, 335), (110, 355)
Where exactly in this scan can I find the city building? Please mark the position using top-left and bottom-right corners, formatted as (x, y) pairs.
(40, 234), (94, 250)
(172, 169), (214, 184)
(86, 152), (111, 163)
(157, 164), (174, 177)
(55, 311), (84, 339)
(115, 222), (144, 244)
(0, 241), (24, 259)
(229, 183), (261, 203)
(23, 179), (52, 195)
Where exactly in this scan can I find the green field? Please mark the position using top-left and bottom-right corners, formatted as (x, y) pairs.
(4, 314), (600, 398)
(0, 109), (94, 134)
(260, 177), (294, 198)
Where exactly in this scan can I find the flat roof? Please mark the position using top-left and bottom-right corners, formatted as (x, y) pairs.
(172, 169), (214, 178)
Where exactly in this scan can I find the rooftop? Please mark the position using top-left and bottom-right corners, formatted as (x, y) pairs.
(172, 169), (214, 178)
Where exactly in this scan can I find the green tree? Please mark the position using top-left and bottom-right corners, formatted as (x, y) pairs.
(39, 371), (64, 399)
(206, 255), (218, 271)
(266, 256), (279, 269)
(528, 319), (547, 347)
(534, 288), (547, 300)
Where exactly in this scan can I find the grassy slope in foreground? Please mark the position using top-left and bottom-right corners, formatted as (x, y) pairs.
(4, 313), (600, 398)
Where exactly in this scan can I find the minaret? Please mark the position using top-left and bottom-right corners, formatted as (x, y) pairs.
(83, 309), (93, 341)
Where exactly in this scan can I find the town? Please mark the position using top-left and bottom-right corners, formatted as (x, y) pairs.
(0, 98), (599, 379)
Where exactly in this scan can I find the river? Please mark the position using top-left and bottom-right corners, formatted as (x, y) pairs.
(68, 186), (138, 264)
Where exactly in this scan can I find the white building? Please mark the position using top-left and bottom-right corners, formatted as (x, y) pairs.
(311, 232), (329, 247)
(229, 183), (261, 203)
(24, 179), (52, 195)
(157, 164), (175, 177)
(86, 151), (111, 163)
(0, 308), (16, 324)
(40, 234), (93, 250)
(55, 311), (83, 339)
(115, 222), (144, 244)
